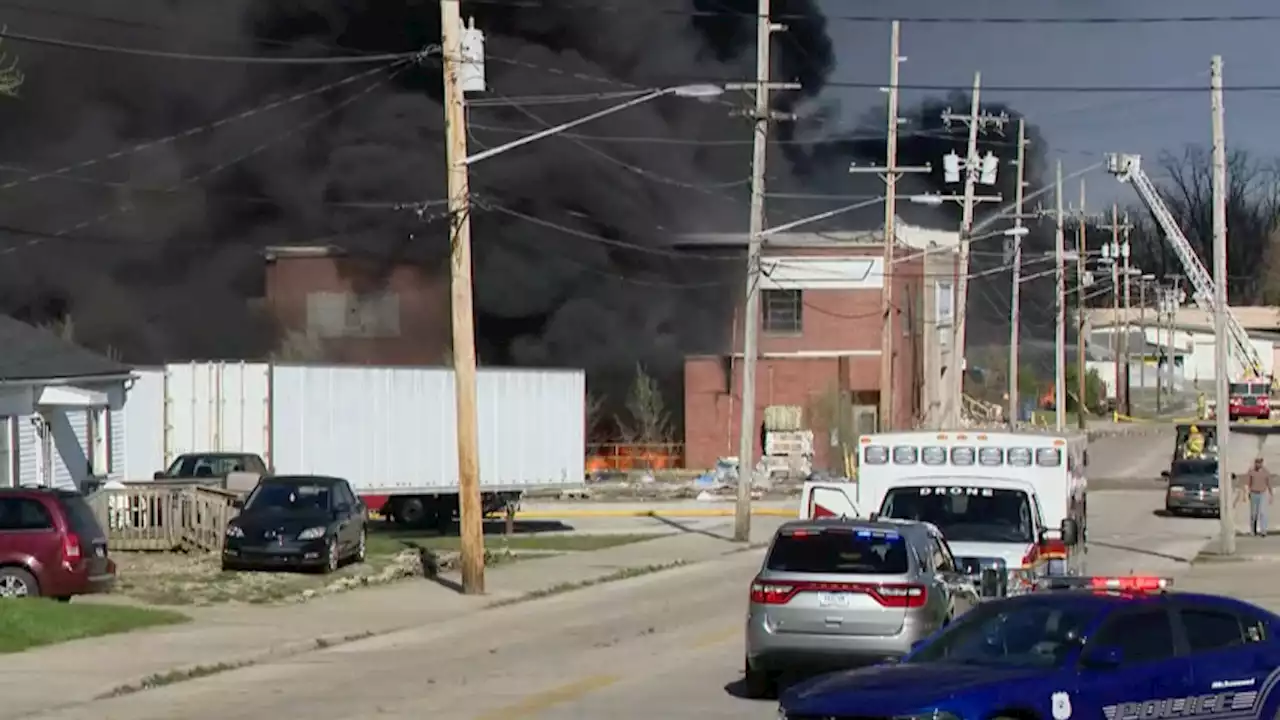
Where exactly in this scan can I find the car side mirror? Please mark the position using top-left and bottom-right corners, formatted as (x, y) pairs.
(231, 499), (244, 510)
(979, 567), (1005, 598)
(1161, 470), (1171, 480)
(1082, 646), (1123, 670)
(1060, 518), (1081, 547)
(153, 471), (165, 480)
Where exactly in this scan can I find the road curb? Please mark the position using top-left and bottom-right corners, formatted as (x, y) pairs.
(514, 507), (795, 519)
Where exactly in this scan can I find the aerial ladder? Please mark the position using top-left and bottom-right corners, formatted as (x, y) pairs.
(1105, 153), (1266, 380)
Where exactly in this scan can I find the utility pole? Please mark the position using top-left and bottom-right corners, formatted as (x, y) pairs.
(1054, 161), (1067, 431)
(1156, 284), (1165, 414)
(1166, 276), (1183, 403)
(856, 21), (931, 432)
(440, 0), (485, 594)
(1007, 119), (1027, 427)
(1121, 213), (1133, 415)
(1075, 179), (1088, 430)
(939, 75), (1006, 426)
(1211, 54), (1235, 553)
(733, 0), (779, 543)
(1139, 278), (1149, 395)
(1100, 206), (1133, 416)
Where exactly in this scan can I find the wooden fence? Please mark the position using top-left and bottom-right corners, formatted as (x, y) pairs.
(86, 483), (241, 553)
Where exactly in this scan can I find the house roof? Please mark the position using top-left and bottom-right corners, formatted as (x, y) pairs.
(0, 316), (132, 382)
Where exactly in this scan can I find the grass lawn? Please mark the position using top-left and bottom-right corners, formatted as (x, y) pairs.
(0, 600), (187, 653)
(365, 530), (664, 557)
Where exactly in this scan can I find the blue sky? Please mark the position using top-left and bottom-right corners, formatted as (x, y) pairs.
(817, 0), (1280, 204)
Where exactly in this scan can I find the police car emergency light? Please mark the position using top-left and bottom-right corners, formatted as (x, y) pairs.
(1034, 575), (1173, 592)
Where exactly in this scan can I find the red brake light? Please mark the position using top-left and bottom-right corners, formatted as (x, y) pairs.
(1088, 576), (1170, 591)
(749, 578), (926, 607)
(61, 532), (82, 561)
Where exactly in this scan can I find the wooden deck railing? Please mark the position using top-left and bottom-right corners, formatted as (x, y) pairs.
(87, 483), (241, 553)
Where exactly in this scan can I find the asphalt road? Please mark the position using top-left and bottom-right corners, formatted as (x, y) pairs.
(32, 486), (1221, 720)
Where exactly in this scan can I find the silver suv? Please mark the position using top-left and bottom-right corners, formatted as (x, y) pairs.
(744, 518), (978, 698)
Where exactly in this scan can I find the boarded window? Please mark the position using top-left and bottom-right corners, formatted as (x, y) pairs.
(306, 291), (401, 338)
(762, 289), (802, 333)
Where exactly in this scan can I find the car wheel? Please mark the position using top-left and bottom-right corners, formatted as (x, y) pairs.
(323, 537), (340, 574)
(355, 527), (367, 563)
(0, 567), (39, 598)
(743, 657), (775, 700)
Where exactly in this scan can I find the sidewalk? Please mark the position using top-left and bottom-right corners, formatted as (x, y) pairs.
(0, 518), (785, 720)
(1177, 498), (1280, 611)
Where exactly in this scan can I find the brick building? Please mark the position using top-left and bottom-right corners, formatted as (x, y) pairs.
(263, 246), (449, 364)
(681, 225), (959, 472)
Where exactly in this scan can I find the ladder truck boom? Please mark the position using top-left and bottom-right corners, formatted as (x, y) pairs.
(1105, 153), (1265, 379)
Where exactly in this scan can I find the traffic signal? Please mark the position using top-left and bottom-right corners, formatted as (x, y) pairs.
(979, 152), (1000, 185)
(942, 151), (961, 183)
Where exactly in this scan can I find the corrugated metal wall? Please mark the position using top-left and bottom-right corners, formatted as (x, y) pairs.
(269, 365), (584, 493)
(162, 362), (271, 467)
(123, 369), (165, 479)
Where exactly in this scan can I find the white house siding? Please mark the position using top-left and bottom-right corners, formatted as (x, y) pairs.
(17, 415), (36, 487)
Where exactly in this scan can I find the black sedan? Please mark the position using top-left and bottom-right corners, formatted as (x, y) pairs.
(222, 475), (367, 573)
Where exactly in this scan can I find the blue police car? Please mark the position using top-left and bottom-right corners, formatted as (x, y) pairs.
(778, 576), (1280, 720)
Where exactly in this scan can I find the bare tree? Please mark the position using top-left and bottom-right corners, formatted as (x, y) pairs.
(584, 390), (604, 440)
(1127, 146), (1280, 302)
(0, 33), (22, 98)
(615, 363), (671, 445)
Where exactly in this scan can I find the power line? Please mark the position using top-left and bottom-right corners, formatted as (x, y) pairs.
(0, 60), (410, 194)
(1, 62), (411, 256)
(457, 2), (1280, 25)
(792, 79), (1280, 94)
(0, 163), (444, 210)
(0, 27), (429, 64)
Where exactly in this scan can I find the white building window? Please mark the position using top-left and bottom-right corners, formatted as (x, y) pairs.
(0, 417), (12, 487)
(89, 408), (110, 476)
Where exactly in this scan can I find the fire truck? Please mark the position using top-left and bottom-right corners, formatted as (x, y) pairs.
(1228, 377), (1271, 421)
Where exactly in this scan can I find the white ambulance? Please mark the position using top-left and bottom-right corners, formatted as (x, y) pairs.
(801, 430), (1088, 591)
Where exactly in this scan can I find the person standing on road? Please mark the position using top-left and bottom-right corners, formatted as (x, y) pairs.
(1238, 457), (1274, 537)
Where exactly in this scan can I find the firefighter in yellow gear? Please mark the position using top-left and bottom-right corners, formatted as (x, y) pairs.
(1184, 425), (1206, 459)
(1197, 392), (1208, 420)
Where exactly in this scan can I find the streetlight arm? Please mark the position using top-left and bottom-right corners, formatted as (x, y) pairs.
(464, 88), (669, 165)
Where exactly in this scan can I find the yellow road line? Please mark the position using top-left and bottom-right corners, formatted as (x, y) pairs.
(689, 625), (740, 650)
(514, 507), (795, 519)
(474, 674), (621, 719)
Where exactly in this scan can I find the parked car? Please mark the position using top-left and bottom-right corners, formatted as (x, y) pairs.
(745, 517), (979, 698)
(221, 475), (367, 573)
(155, 452), (268, 494)
(0, 487), (116, 599)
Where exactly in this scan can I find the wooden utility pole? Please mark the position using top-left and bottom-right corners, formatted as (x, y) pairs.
(1007, 119), (1027, 427)
(1076, 180), (1088, 430)
(1121, 212), (1133, 415)
(878, 20), (902, 432)
(733, 0), (777, 543)
(1108, 204), (1122, 416)
(441, 0), (485, 594)
(1054, 161), (1066, 431)
(1211, 54), (1235, 552)
(949, 72), (982, 427)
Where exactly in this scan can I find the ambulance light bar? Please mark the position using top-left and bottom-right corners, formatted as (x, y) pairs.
(1034, 576), (1173, 592)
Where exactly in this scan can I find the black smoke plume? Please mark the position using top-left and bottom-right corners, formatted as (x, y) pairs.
(0, 0), (834, 375)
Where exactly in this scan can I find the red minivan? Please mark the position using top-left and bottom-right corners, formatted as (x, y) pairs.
(0, 488), (116, 599)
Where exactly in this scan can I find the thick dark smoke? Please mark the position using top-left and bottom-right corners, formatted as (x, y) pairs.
(0, 0), (834, 374)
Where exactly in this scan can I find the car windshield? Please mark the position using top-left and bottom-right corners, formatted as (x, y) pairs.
(766, 529), (909, 574)
(166, 454), (262, 477)
(907, 600), (1097, 668)
(244, 482), (331, 513)
(879, 487), (1034, 543)
(1172, 460), (1218, 478)
(1230, 383), (1269, 396)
